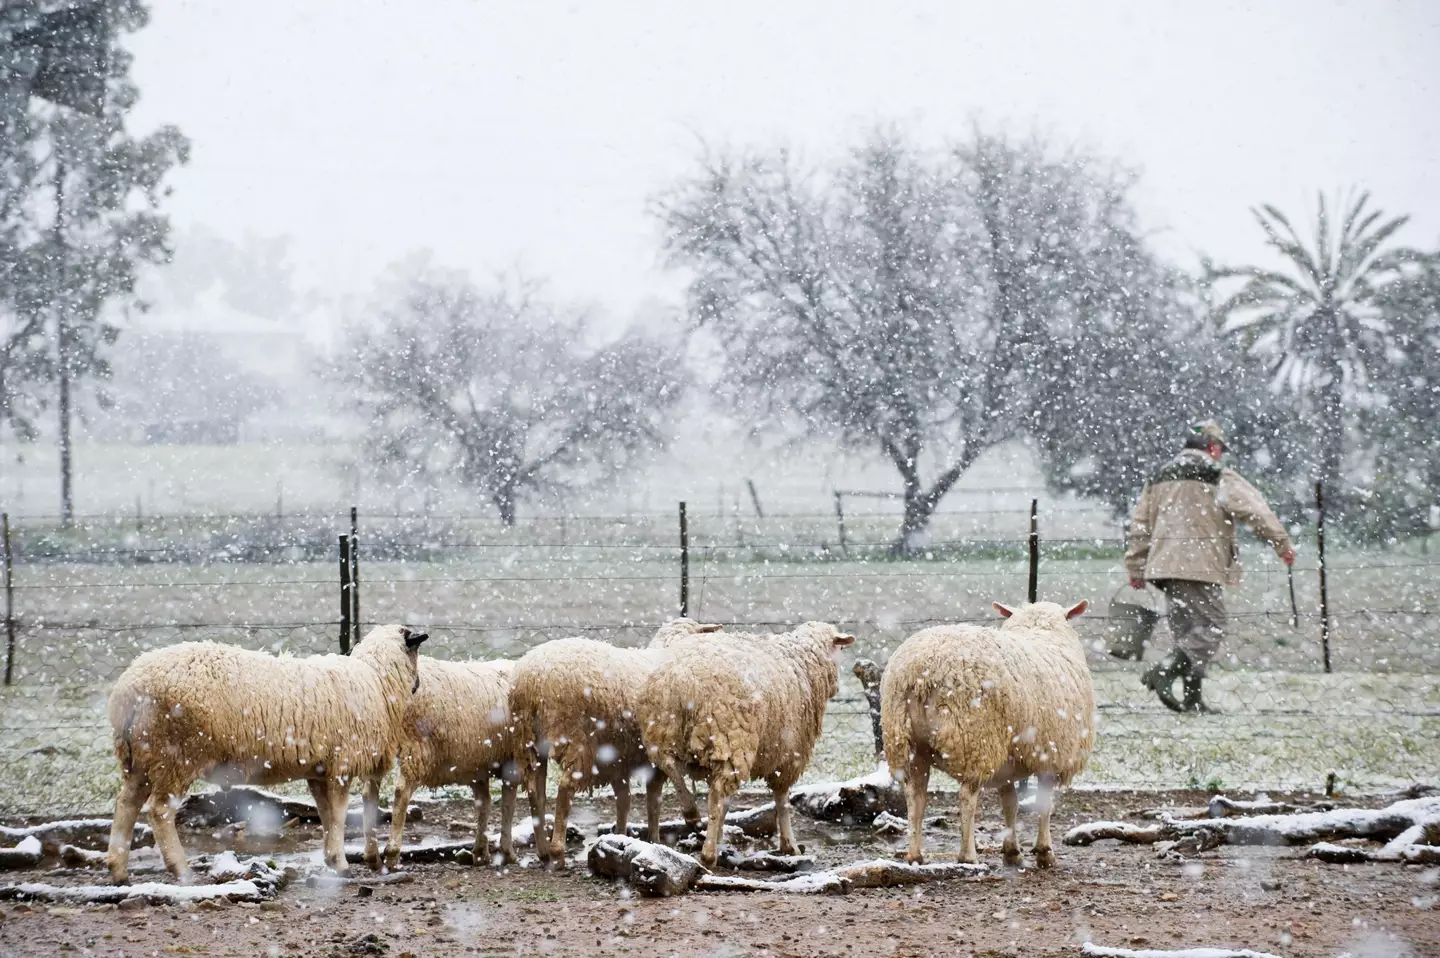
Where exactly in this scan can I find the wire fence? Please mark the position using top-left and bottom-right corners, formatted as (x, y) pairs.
(1, 501), (1437, 817)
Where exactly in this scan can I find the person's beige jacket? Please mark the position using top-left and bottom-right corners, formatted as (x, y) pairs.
(1125, 449), (1292, 586)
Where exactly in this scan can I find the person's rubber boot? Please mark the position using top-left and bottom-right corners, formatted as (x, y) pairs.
(1182, 672), (1220, 714)
(1141, 650), (1189, 713)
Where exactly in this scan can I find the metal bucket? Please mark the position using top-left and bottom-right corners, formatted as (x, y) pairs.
(1107, 587), (1160, 660)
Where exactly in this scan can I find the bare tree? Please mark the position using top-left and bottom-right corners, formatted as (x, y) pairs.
(659, 130), (1156, 550)
(332, 269), (685, 524)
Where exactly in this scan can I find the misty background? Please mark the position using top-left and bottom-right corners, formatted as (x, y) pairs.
(2, 0), (1438, 540)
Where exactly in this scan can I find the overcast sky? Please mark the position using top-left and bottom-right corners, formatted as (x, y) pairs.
(126, 0), (1440, 325)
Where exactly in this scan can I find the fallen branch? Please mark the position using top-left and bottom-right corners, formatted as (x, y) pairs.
(871, 811), (950, 837)
(694, 872), (849, 895)
(1206, 796), (1334, 819)
(0, 879), (267, 905)
(0, 820), (151, 849)
(587, 835), (704, 898)
(175, 787), (419, 831)
(1067, 797), (1440, 855)
(832, 858), (989, 888)
(716, 850), (814, 873)
(57, 845), (108, 869)
(1306, 841), (1440, 865)
(305, 872), (414, 890)
(1065, 822), (1168, 846)
(789, 765), (905, 825)
(0, 837), (42, 871)
(1082, 945), (1281, 958)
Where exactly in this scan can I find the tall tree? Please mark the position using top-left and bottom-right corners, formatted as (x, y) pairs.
(659, 130), (1162, 550)
(1208, 192), (1420, 495)
(0, 0), (188, 518)
(331, 268), (685, 524)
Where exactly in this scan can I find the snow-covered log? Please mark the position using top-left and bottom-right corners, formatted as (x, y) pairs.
(1082, 945), (1281, 958)
(0, 879), (267, 905)
(832, 858), (989, 887)
(716, 850), (814, 873)
(587, 835), (705, 898)
(1306, 841), (1440, 865)
(175, 786), (420, 830)
(304, 872), (415, 890)
(346, 816), (584, 865)
(0, 819), (151, 849)
(58, 844), (109, 868)
(0, 837), (42, 870)
(1206, 795), (1333, 819)
(1064, 822), (1168, 846)
(788, 765), (904, 825)
(693, 872), (849, 895)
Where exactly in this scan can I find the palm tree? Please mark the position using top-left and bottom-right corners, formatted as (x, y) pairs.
(1209, 191), (1419, 491)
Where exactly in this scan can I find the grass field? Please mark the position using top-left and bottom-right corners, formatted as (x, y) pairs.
(1, 539), (1436, 817)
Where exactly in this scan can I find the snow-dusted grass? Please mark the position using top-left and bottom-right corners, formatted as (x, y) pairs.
(1, 541), (1435, 817)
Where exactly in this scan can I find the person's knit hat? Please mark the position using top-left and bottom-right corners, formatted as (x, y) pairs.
(1191, 420), (1228, 450)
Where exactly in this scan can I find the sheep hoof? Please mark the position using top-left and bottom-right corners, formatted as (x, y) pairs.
(905, 852), (925, 866)
(382, 848), (400, 869)
(1002, 848), (1022, 868)
(1034, 848), (1056, 869)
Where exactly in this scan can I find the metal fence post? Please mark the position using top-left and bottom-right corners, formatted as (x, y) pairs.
(833, 491), (847, 557)
(1315, 481), (1332, 673)
(678, 501), (689, 618)
(1027, 499), (1039, 604)
(338, 535), (352, 655)
(349, 506), (360, 646)
(3, 513), (15, 685)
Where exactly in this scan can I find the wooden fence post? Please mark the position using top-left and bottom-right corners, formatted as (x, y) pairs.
(1315, 481), (1332, 673)
(3, 513), (15, 685)
(1027, 499), (1039, 604)
(678, 502), (689, 618)
(833, 491), (847, 557)
(745, 479), (764, 519)
(338, 535), (352, 655)
(349, 506), (360, 646)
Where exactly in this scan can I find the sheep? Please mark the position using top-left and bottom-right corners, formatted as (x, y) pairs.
(880, 601), (1094, 868)
(510, 617), (722, 864)
(105, 624), (427, 884)
(382, 656), (519, 868)
(638, 622), (855, 867)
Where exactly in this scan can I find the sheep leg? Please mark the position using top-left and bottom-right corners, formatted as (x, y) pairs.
(772, 785), (798, 856)
(902, 752), (931, 864)
(613, 776), (632, 839)
(147, 790), (191, 881)
(362, 777), (382, 871)
(957, 782), (982, 865)
(701, 777), (736, 868)
(1032, 774), (1057, 869)
(527, 759), (549, 861)
(998, 779), (1022, 867)
(385, 776), (414, 868)
(645, 768), (665, 843)
(548, 784), (574, 867)
(324, 780), (352, 875)
(498, 778), (517, 864)
(658, 758), (700, 829)
(472, 781), (493, 864)
(107, 772), (151, 885)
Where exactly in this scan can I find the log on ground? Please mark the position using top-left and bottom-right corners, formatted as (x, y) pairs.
(587, 835), (704, 898)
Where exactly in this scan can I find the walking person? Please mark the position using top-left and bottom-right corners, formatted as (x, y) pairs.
(1125, 422), (1295, 713)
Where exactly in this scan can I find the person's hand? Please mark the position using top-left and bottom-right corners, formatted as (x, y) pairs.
(1279, 547), (1296, 566)
(1129, 576), (1146, 590)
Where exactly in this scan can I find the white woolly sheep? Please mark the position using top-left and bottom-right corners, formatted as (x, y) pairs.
(637, 622), (855, 867)
(510, 617), (722, 864)
(105, 625), (427, 884)
(881, 601), (1094, 868)
(382, 656), (519, 867)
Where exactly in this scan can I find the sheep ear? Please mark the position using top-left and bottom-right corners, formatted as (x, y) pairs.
(832, 632), (856, 648)
(696, 623), (724, 634)
(401, 627), (429, 649)
(1065, 600), (1089, 620)
(993, 602), (1014, 619)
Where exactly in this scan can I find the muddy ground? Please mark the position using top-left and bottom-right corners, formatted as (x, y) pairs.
(0, 789), (1436, 958)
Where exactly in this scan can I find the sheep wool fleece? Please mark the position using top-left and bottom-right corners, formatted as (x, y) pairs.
(882, 602), (1094, 866)
(106, 625), (423, 883)
(638, 621), (853, 865)
(387, 657), (518, 865)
